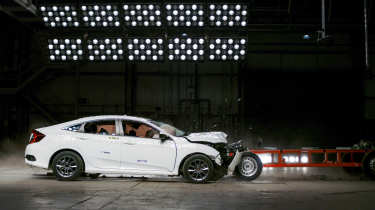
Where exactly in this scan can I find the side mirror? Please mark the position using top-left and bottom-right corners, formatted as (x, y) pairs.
(160, 134), (170, 141)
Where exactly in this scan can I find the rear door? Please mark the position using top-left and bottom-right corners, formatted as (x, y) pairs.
(119, 120), (177, 172)
(71, 119), (122, 170)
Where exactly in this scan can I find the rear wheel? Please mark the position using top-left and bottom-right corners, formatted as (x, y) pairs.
(235, 153), (263, 181)
(182, 154), (214, 184)
(52, 151), (83, 181)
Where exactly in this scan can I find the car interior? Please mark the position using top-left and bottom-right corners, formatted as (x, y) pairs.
(122, 121), (159, 139)
(84, 121), (116, 135)
(80, 120), (159, 138)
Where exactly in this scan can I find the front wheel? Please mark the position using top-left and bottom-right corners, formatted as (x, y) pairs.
(182, 154), (214, 184)
(235, 153), (263, 180)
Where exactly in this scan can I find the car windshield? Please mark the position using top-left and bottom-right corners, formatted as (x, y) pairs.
(150, 121), (186, 137)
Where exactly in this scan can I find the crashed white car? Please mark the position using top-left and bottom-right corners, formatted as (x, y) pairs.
(25, 115), (262, 183)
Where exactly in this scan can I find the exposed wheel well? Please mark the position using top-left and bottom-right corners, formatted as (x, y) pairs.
(178, 153), (213, 175)
(48, 149), (85, 172)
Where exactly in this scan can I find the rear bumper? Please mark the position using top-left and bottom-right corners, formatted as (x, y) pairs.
(25, 158), (48, 169)
(25, 154), (36, 161)
(24, 144), (49, 169)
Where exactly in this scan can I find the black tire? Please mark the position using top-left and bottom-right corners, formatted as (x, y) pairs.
(211, 167), (227, 181)
(211, 172), (225, 181)
(89, 173), (100, 179)
(235, 153), (263, 181)
(363, 153), (375, 179)
(182, 154), (214, 184)
(342, 166), (362, 175)
(52, 151), (83, 181)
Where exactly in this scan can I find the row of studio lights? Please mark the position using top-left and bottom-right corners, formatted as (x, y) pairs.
(258, 154), (309, 164)
(47, 37), (247, 62)
(40, 3), (248, 28)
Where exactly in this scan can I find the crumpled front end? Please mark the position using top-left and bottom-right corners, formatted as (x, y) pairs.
(185, 131), (228, 144)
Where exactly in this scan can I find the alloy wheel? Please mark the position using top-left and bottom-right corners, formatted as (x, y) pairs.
(55, 156), (78, 178)
(187, 159), (210, 182)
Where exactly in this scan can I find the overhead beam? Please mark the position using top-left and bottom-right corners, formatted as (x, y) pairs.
(0, 65), (59, 95)
(23, 95), (58, 123)
(0, 5), (34, 29)
(13, 0), (37, 15)
(17, 66), (47, 92)
(0, 5), (24, 23)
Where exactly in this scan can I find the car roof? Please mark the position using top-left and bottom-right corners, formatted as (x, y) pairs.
(55, 115), (151, 128)
(77, 115), (150, 122)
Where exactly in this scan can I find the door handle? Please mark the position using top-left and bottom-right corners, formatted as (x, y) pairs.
(123, 142), (135, 145)
(78, 137), (88, 140)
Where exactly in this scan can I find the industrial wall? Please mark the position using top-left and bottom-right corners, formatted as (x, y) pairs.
(24, 31), (365, 147)
(0, 12), (374, 148)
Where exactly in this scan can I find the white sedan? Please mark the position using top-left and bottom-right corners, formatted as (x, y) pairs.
(25, 115), (262, 183)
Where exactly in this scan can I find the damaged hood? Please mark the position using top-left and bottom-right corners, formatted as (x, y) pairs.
(185, 132), (228, 144)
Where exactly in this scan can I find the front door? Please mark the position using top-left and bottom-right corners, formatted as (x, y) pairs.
(119, 120), (177, 172)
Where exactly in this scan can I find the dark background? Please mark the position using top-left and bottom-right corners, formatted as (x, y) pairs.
(0, 0), (374, 148)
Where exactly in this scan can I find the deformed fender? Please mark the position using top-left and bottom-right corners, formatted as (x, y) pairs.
(227, 151), (260, 175)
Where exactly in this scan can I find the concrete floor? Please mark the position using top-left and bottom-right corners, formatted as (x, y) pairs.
(0, 164), (374, 210)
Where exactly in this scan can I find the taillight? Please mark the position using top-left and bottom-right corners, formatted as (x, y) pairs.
(29, 130), (45, 144)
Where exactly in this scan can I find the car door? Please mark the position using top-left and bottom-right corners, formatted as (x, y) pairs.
(71, 119), (122, 170)
(119, 120), (177, 172)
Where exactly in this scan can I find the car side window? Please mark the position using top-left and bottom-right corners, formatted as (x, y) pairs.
(122, 121), (160, 139)
(84, 120), (116, 136)
(65, 124), (82, 132)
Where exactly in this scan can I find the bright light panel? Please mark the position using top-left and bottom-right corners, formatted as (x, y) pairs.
(127, 38), (164, 61)
(87, 38), (124, 61)
(81, 5), (120, 27)
(283, 155), (300, 163)
(208, 4), (247, 27)
(165, 4), (204, 27)
(258, 154), (272, 164)
(208, 38), (247, 60)
(123, 4), (162, 27)
(47, 38), (83, 61)
(301, 156), (309, 163)
(40, 5), (79, 27)
(168, 37), (204, 61)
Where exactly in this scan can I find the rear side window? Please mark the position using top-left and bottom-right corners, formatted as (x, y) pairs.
(65, 124), (82, 132)
(84, 120), (116, 136)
